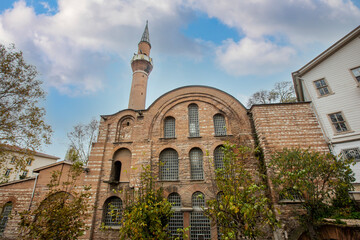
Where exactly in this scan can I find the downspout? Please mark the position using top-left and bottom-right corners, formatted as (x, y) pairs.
(28, 173), (39, 211)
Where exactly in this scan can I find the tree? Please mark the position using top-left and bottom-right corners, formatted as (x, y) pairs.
(117, 165), (173, 240)
(206, 144), (278, 240)
(247, 81), (296, 107)
(67, 119), (98, 163)
(269, 148), (355, 240)
(19, 160), (91, 240)
(0, 44), (52, 178)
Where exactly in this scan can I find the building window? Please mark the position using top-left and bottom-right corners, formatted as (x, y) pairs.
(314, 79), (331, 96)
(214, 146), (224, 170)
(26, 159), (32, 166)
(168, 193), (183, 239)
(4, 169), (11, 177)
(103, 197), (122, 226)
(111, 161), (122, 182)
(279, 188), (303, 201)
(342, 148), (360, 162)
(0, 202), (12, 236)
(190, 192), (211, 240)
(20, 171), (28, 179)
(329, 112), (349, 133)
(190, 148), (204, 180)
(188, 104), (200, 137)
(159, 149), (179, 181)
(164, 117), (175, 138)
(213, 114), (226, 136)
(10, 157), (16, 164)
(351, 66), (360, 83)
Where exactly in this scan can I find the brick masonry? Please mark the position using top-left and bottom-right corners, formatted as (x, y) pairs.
(0, 92), (331, 240)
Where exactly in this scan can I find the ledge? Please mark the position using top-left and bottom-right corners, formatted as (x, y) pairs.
(113, 141), (133, 144)
(188, 136), (202, 139)
(159, 137), (177, 140)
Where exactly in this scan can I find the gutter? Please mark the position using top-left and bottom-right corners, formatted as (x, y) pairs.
(28, 173), (39, 210)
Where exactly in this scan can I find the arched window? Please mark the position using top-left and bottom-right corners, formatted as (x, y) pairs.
(188, 104), (200, 137)
(164, 117), (175, 138)
(190, 148), (204, 180)
(159, 149), (179, 181)
(111, 148), (131, 182)
(168, 193), (183, 238)
(0, 202), (12, 236)
(191, 192), (211, 239)
(213, 114), (226, 136)
(214, 145), (224, 170)
(103, 197), (123, 226)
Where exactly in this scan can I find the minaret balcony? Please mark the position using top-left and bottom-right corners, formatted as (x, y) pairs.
(131, 54), (153, 65)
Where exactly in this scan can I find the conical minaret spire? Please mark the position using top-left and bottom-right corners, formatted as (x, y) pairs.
(140, 20), (150, 45)
(128, 22), (153, 110)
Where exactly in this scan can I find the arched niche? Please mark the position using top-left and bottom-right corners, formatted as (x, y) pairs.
(116, 116), (134, 142)
(111, 148), (131, 182)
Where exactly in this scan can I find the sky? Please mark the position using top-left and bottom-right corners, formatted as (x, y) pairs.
(0, 0), (359, 159)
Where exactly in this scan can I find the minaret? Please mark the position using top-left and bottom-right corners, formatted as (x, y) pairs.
(128, 21), (153, 110)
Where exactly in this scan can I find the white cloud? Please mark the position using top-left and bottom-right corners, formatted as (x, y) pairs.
(216, 37), (296, 75)
(0, 0), (201, 95)
(185, 0), (360, 76)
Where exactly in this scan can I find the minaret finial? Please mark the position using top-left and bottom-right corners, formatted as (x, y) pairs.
(140, 20), (150, 44)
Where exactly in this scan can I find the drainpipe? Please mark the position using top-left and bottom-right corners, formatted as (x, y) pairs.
(28, 173), (39, 211)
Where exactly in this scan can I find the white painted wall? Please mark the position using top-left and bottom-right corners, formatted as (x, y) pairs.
(301, 37), (360, 182)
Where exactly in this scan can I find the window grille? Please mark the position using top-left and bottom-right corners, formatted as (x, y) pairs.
(279, 188), (303, 201)
(168, 193), (181, 207)
(190, 148), (204, 180)
(342, 148), (360, 161)
(214, 146), (224, 170)
(0, 202), (12, 235)
(192, 192), (205, 208)
(159, 149), (179, 181)
(188, 104), (200, 137)
(213, 114), (226, 136)
(103, 197), (122, 226)
(314, 79), (330, 96)
(352, 67), (360, 83)
(168, 193), (183, 239)
(329, 112), (348, 132)
(164, 117), (176, 138)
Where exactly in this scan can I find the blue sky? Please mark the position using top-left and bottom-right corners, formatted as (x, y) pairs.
(0, 0), (359, 158)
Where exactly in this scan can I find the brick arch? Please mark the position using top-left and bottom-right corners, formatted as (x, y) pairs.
(0, 197), (17, 207)
(115, 115), (135, 142)
(147, 86), (250, 140)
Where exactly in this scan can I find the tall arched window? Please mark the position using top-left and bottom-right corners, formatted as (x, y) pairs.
(213, 114), (226, 136)
(190, 148), (204, 180)
(191, 192), (211, 239)
(0, 202), (12, 236)
(159, 149), (179, 181)
(164, 117), (175, 138)
(214, 145), (224, 170)
(111, 148), (131, 182)
(188, 104), (200, 137)
(103, 197), (123, 226)
(168, 193), (183, 238)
